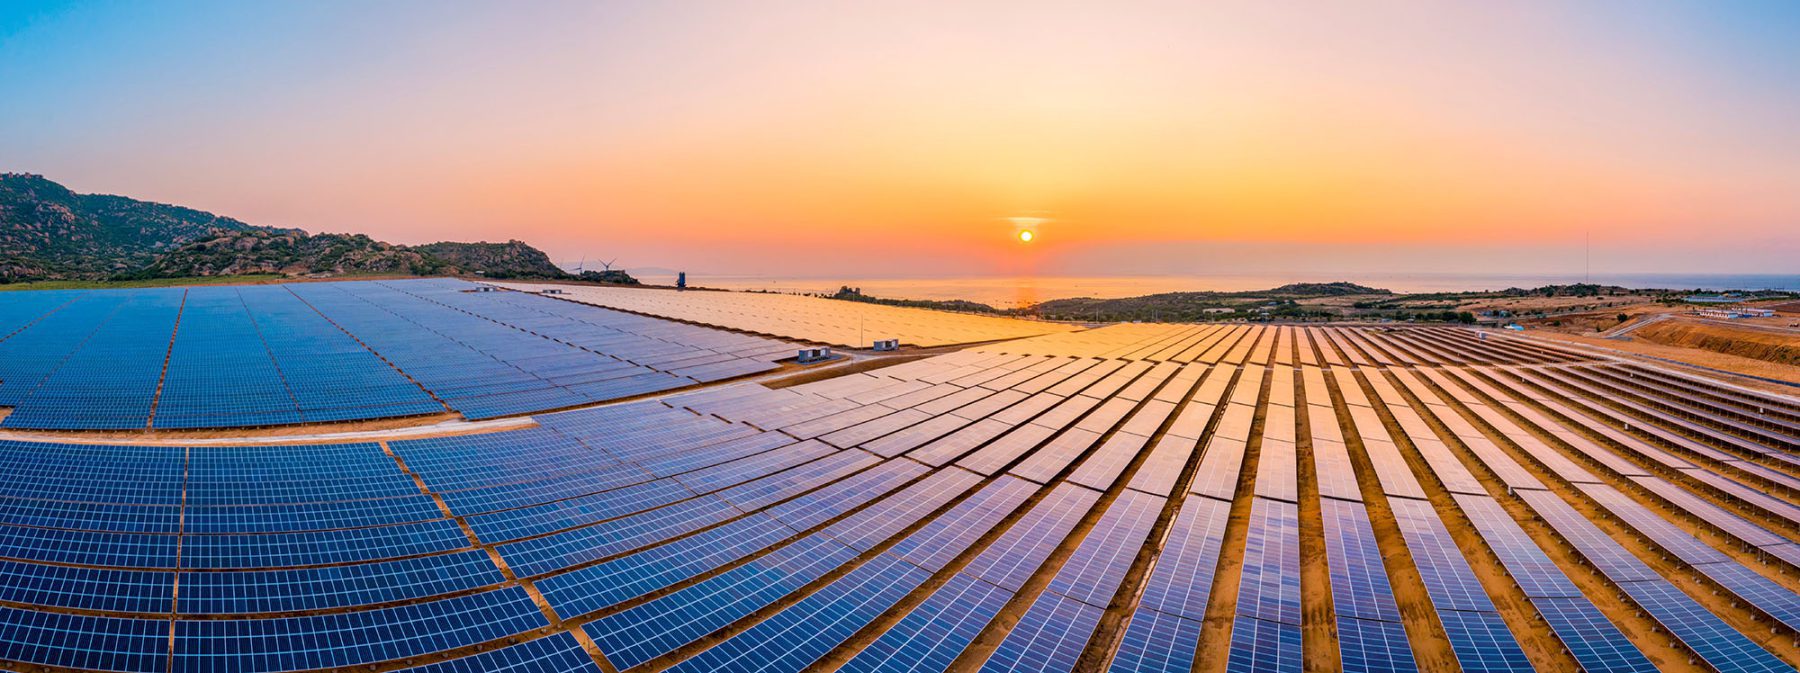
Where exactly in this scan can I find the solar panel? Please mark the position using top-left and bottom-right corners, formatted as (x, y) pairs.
(884, 475), (1035, 572)
(1108, 608), (1203, 673)
(0, 561), (173, 614)
(583, 534), (858, 670)
(0, 606), (166, 673)
(180, 519), (470, 569)
(178, 549), (505, 614)
(963, 484), (1099, 591)
(172, 587), (547, 672)
(1225, 615), (1302, 673)
(840, 572), (1012, 673)
(1235, 499), (1302, 625)
(497, 495), (742, 577)
(979, 593), (1103, 673)
(1452, 495), (1581, 599)
(1336, 616), (1416, 673)
(1320, 498), (1403, 622)
(824, 467), (987, 553)
(1530, 596), (1658, 673)
(1432, 609), (1533, 673)
(1137, 496), (1229, 620)
(539, 512), (795, 620)
(392, 632), (600, 673)
(667, 553), (930, 673)
(1387, 498), (1495, 613)
(1615, 569), (1793, 673)
(1047, 490), (1164, 607)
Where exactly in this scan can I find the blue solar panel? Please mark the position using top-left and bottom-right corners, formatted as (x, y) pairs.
(0, 606), (167, 673)
(1225, 615), (1302, 673)
(1321, 497), (1403, 622)
(1693, 561), (1800, 634)
(0, 441), (182, 504)
(1235, 499), (1302, 625)
(1107, 608), (1203, 673)
(539, 512), (795, 620)
(463, 478), (696, 543)
(714, 450), (883, 512)
(825, 468), (989, 553)
(963, 484), (1099, 591)
(669, 439), (836, 495)
(180, 518), (469, 569)
(172, 587), (548, 673)
(0, 497), (179, 533)
(1388, 497), (1495, 613)
(392, 632), (600, 673)
(1137, 495), (1228, 620)
(177, 549), (506, 613)
(0, 561), (173, 614)
(583, 534), (858, 670)
(1048, 489), (1163, 607)
(979, 593), (1103, 673)
(766, 459), (930, 531)
(840, 572), (1012, 673)
(0, 525), (177, 568)
(1530, 596), (1657, 673)
(1452, 495), (1582, 599)
(667, 553), (931, 673)
(1336, 616), (1416, 673)
(184, 496), (444, 533)
(498, 495), (742, 577)
(1615, 577), (1792, 673)
(1517, 492), (1790, 673)
(1433, 609), (1533, 673)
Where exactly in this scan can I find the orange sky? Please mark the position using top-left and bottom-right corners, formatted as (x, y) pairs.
(3, 1), (1796, 276)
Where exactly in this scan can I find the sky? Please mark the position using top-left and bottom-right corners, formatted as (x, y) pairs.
(2, 1), (1797, 279)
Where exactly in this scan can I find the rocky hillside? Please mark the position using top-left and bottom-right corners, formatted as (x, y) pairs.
(413, 240), (566, 279)
(0, 172), (279, 279)
(134, 231), (572, 280)
(136, 230), (443, 278)
(1, 174), (570, 282)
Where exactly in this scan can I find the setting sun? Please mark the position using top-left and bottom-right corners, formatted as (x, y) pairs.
(1018, 230), (1034, 243)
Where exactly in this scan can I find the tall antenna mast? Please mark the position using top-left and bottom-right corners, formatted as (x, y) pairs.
(1584, 230), (1590, 284)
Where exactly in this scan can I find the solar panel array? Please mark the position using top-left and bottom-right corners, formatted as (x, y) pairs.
(492, 281), (1081, 347)
(0, 311), (1797, 672)
(0, 279), (793, 430)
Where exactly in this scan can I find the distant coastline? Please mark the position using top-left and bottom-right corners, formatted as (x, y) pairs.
(627, 272), (1800, 307)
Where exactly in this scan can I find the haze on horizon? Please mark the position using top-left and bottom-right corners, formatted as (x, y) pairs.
(3, 1), (1796, 279)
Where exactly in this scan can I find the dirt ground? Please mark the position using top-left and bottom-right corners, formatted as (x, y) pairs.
(1631, 320), (1800, 366)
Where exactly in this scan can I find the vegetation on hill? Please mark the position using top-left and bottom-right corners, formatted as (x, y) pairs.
(1024, 283), (1391, 322)
(1, 174), (571, 282)
(129, 231), (574, 280)
(0, 172), (282, 279)
(576, 269), (641, 284)
(412, 240), (568, 279)
(826, 286), (1001, 314)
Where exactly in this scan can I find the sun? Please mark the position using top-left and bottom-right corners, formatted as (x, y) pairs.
(1018, 230), (1034, 243)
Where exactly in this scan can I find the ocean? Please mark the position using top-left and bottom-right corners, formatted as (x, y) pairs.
(629, 272), (1800, 308)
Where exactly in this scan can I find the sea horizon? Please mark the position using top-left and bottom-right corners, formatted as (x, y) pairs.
(628, 271), (1800, 308)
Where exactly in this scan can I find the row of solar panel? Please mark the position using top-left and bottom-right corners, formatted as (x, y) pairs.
(0, 322), (1792, 673)
(0, 279), (795, 430)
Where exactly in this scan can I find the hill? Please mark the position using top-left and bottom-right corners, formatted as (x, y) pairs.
(1, 173), (571, 282)
(133, 231), (574, 280)
(412, 240), (566, 279)
(1026, 282), (1392, 322)
(0, 172), (283, 279)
